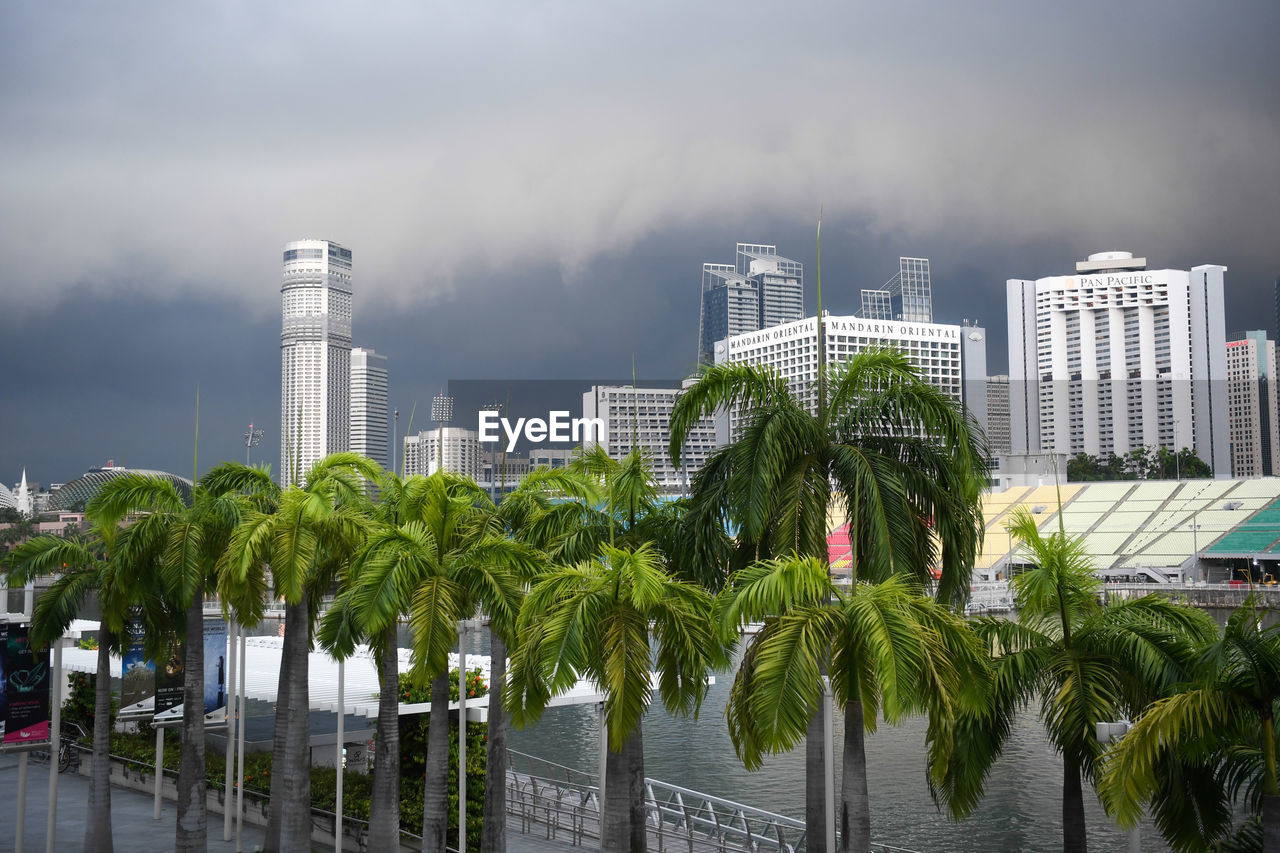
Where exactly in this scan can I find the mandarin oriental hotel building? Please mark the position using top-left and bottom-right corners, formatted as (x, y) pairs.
(713, 314), (970, 411)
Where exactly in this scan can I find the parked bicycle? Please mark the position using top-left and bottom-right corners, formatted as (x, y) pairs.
(31, 720), (87, 772)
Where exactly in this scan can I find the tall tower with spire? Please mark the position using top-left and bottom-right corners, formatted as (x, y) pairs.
(16, 469), (33, 517)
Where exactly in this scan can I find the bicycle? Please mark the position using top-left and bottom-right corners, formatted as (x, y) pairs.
(59, 721), (87, 772)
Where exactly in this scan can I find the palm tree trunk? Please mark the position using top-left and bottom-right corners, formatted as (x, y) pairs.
(368, 627), (401, 851)
(482, 631), (508, 853)
(422, 670), (451, 853)
(838, 700), (870, 853)
(279, 599), (313, 853)
(1062, 756), (1087, 853)
(806, 707), (828, 853)
(85, 634), (114, 853)
(175, 594), (208, 853)
(626, 725), (647, 853)
(263, 621), (294, 853)
(602, 734), (630, 853)
(1263, 795), (1280, 852)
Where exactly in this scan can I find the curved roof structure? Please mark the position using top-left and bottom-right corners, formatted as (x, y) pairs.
(47, 467), (193, 512)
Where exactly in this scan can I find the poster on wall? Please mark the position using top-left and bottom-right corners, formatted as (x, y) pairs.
(203, 619), (226, 716)
(0, 623), (8, 739)
(120, 619), (155, 709)
(154, 637), (185, 715)
(4, 623), (50, 744)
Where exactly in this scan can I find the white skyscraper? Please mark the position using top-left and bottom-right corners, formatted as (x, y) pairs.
(280, 239), (353, 485)
(350, 347), (389, 472)
(1006, 251), (1229, 475)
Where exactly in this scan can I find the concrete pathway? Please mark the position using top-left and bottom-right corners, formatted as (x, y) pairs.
(0, 754), (266, 853)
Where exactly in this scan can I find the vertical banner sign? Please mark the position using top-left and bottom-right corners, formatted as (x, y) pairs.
(4, 624), (51, 743)
(155, 637), (185, 715)
(0, 622), (8, 739)
(120, 619), (155, 709)
(203, 618), (227, 716)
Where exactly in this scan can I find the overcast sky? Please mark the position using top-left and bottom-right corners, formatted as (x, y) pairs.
(3, 0), (1278, 486)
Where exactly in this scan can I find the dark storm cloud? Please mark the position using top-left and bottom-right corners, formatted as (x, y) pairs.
(2, 1), (1278, 481)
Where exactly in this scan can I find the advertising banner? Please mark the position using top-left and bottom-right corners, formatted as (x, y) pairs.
(154, 637), (185, 715)
(4, 623), (50, 744)
(203, 619), (226, 716)
(0, 623), (7, 739)
(120, 619), (155, 709)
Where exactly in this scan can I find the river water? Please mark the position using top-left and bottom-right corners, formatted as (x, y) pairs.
(252, 609), (1266, 853)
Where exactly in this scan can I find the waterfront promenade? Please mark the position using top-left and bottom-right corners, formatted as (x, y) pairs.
(0, 754), (585, 853)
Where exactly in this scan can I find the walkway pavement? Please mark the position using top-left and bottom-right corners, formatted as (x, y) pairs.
(0, 753), (585, 853)
(0, 754), (265, 853)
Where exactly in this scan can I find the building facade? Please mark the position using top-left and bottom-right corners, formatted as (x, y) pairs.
(698, 243), (803, 365)
(403, 427), (482, 479)
(581, 383), (718, 493)
(715, 314), (971, 411)
(280, 239), (353, 485)
(1007, 251), (1230, 476)
(349, 347), (389, 471)
(1226, 332), (1280, 478)
(986, 375), (1012, 456)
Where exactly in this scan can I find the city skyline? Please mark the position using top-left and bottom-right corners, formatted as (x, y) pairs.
(1, 1), (1277, 483)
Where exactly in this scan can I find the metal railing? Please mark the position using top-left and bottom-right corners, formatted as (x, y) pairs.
(505, 766), (924, 853)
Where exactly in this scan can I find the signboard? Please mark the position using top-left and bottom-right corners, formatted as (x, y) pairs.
(0, 623), (7, 739)
(203, 619), (226, 716)
(120, 620), (155, 709)
(4, 624), (50, 744)
(154, 637), (185, 715)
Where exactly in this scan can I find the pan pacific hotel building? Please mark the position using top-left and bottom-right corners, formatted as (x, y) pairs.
(1006, 251), (1230, 476)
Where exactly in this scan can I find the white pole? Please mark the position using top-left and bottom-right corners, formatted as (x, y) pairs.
(16, 752), (27, 852)
(235, 629), (247, 851)
(153, 725), (163, 820)
(458, 625), (467, 853)
(22, 583), (33, 620)
(45, 641), (62, 853)
(224, 621), (237, 841)
(335, 656), (345, 853)
(823, 677), (835, 853)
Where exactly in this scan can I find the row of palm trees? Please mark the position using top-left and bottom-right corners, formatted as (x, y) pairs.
(6, 349), (1280, 853)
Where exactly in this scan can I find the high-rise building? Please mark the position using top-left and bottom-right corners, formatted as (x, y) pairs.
(1226, 332), (1280, 478)
(1006, 251), (1229, 476)
(715, 314), (973, 414)
(860, 258), (934, 323)
(349, 347), (389, 471)
(698, 243), (803, 365)
(960, 323), (989, 446)
(986, 375), (1012, 456)
(280, 239), (353, 485)
(581, 382), (718, 493)
(402, 428), (482, 479)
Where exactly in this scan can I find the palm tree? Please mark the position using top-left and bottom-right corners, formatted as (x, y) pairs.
(473, 466), (599, 853)
(3, 524), (170, 853)
(507, 542), (724, 853)
(669, 350), (990, 850)
(89, 463), (276, 853)
(1098, 600), (1280, 852)
(220, 453), (379, 853)
(716, 555), (987, 853)
(330, 470), (537, 853)
(935, 507), (1213, 853)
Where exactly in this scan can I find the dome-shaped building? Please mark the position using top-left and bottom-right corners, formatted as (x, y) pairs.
(47, 465), (193, 513)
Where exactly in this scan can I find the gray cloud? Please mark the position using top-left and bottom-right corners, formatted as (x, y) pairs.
(2, 1), (1278, 481)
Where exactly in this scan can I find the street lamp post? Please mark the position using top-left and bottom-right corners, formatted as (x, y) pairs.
(1098, 720), (1142, 853)
(484, 402), (502, 501)
(393, 409), (399, 476)
(243, 424), (263, 466)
